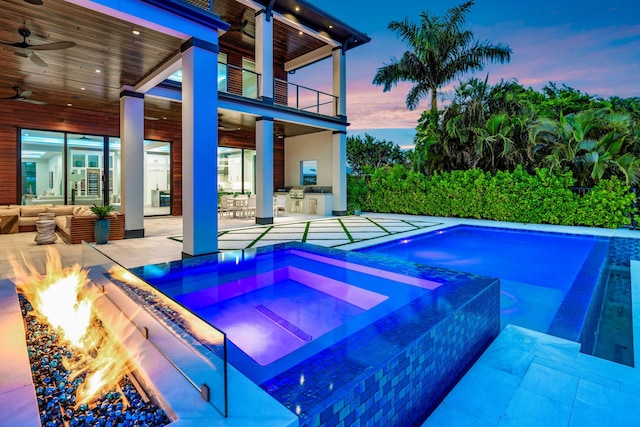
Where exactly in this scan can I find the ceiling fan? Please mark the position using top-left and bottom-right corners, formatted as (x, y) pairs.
(1, 25), (76, 67)
(3, 86), (47, 104)
(227, 19), (255, 39)
(218, 114), (240, 132)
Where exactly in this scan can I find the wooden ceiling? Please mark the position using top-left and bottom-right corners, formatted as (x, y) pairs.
(0, 0), (334, 131)
(0, 0), (184, 121)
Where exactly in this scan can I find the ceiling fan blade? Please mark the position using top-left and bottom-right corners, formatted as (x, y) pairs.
(22, 98), (48, 105)
(30, 41), (76, 50)
(14, 50), (29, 58)
(19, 90), (32, 98)
(29, 52), (48, 67)
(2, 41), (27, 48)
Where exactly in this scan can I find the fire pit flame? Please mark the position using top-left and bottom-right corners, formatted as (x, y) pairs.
(11, 248), (130, 406)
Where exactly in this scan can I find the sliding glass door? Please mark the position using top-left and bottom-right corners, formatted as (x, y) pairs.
(20, 129), (170, 216)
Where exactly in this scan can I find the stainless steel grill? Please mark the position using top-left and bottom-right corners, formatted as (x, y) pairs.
(289, 186), (306, 199)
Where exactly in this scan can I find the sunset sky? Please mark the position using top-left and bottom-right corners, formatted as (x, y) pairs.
(294, 0), (640, 146)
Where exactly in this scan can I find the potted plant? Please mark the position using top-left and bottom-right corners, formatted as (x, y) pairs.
(90, 203), (114, 244)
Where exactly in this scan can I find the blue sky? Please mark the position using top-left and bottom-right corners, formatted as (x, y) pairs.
(294, 0), (640, 146)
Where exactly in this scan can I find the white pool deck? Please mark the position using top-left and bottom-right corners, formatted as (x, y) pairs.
(1, 213), (639, 426)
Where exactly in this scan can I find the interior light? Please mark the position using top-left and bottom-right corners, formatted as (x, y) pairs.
(95, 69), (101, 73)
(67, 103), (72, 107)
(295, 6), (300, 11)
(298, 31), (303, 35)
(132, 30), (140, 35)
(329, 25), (333, 29)
(80, 87), (86, 91)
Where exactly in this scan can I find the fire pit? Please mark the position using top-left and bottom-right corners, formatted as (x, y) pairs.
(11, 251), (170, 427)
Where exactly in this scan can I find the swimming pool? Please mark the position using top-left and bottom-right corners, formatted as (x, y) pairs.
(358, 225), (611, 347)
(129, 242), (500, 425)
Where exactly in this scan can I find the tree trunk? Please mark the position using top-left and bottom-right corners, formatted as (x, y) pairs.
(430, 89), (438, 125)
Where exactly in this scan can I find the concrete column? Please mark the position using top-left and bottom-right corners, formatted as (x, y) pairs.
(120, 89), (145, 238)
(332, 47), (347, 118)
(181, 38), (219, 256)
(255, 10), (274, 100)
(256, 117), (274, 224)
(332, 130), (347, 215)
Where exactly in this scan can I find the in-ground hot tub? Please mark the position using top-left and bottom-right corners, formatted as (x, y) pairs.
(127, 242), (500, 425)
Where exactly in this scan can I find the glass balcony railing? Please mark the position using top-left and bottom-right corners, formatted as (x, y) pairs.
(217, 64), (339, 117)
(273, 78), (339, 117)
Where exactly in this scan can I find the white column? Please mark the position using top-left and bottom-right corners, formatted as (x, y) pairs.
(332, 47), (347, 117)
(255, 10), (274, 100)
(120, 89), (145, 237)
(332, 131), (347, 215)
(256, 117), (274, 224)
(181, 38), (219, 256)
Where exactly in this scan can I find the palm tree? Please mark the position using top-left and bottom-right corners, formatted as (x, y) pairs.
(372, 0), (511, 124)
(529, 108), (640, 186)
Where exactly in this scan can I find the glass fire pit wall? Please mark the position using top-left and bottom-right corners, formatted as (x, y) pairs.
(81, 242), (228, 417)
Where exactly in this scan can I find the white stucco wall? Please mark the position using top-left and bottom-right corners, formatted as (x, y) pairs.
(284, 131), (333, 187)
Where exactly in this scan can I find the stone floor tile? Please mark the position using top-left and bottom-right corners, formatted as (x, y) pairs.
(519, 363), (579, 405)
(443, 363), (521, 425)
(423, 401), (494, 427)
(498, 387), (572, 427)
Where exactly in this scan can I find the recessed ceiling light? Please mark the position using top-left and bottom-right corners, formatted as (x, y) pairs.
(295, 6), (300, 11)
(132, 30), (140, 35)
(329, 25), (333, 29)
(67, 103), (72, 106)
(80, 87), (86, 91)
(95, 69), (101, 73)
(298, 31), (303, 35)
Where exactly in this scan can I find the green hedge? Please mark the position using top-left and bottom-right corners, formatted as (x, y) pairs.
(347, 166), (636, 229)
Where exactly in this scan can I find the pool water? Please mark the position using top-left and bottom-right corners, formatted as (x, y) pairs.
(359, 225), (610, 336)
(133, 247), (434, 382)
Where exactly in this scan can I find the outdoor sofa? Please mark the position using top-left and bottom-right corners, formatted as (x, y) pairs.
(0, 204), (125, 244)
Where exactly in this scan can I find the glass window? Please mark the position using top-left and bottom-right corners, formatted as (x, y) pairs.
(242, 58), (257, 98)
(243, 150), (256, 195)
(67, 134), (104, 205)
(218, 52), (228, 93)
(301, 160), (317, 185)
(145, 140), (171, 215)
(20, 130), (64, 205)
(109, 137), (121, 211)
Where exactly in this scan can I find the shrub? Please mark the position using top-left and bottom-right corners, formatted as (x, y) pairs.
(347, 166), (635, 229)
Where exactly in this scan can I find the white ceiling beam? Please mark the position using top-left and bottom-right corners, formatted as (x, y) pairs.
(284, 45), (334, 72)
(134, 52), (182, 93)
(145, 86), (182, 102)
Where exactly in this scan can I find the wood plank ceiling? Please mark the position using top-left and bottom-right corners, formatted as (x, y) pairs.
(0, 0), (332, 129)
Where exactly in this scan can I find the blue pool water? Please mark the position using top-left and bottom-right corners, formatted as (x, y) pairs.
(359, 225), (610, 337)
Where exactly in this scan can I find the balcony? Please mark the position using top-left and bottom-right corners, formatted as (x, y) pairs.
(219, 63), (339, 118)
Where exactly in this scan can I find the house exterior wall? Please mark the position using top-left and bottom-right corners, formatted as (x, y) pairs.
(284, 131), (334, 187)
